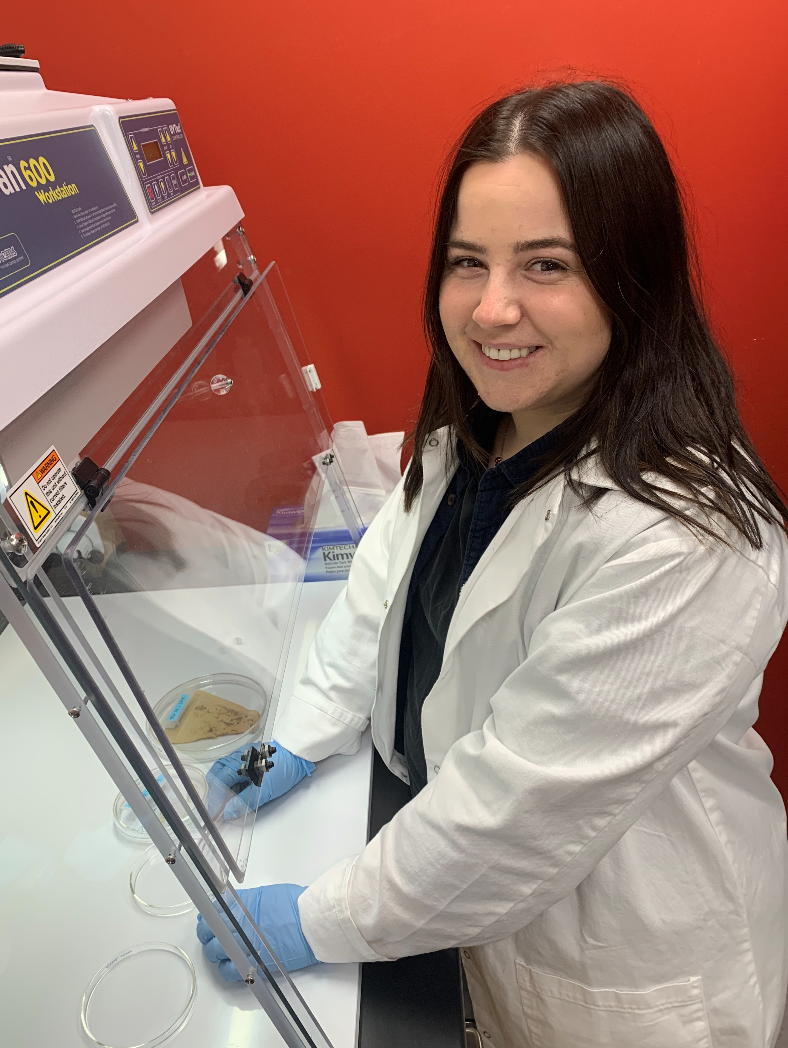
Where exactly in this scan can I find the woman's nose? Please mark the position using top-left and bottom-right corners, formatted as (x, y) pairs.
(471, 273), (522, 330)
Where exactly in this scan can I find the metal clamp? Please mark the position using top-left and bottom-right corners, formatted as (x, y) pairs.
(239, 743), (277, 788)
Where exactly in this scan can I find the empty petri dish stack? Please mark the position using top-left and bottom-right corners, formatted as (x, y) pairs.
(112, 762), (208, 845)
(81, 942), (196, 1048)
(129, 847), (196, 918)
(148, 673), (268, 760)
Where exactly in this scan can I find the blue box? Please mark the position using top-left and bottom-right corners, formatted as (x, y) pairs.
(268, 506), (364, 582)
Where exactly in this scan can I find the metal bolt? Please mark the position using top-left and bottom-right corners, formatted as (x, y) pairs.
(247, 254), (256, 264)
(244, 975), (255, 985)
(210, 374), (234, 396)
(1, 532), (27, 556)
(165, 853), (176, 865)
(68, 707), (81, 719)
(236, 224), (245, 235)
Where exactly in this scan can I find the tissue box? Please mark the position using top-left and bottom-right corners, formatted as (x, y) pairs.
(267, 506), (362, 582)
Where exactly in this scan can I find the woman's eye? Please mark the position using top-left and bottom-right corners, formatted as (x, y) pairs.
(448, 256), (484, 271)
(529, 258), (567, 274)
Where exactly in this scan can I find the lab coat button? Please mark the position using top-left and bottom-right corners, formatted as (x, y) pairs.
(462, 950), (470, 959)
(433, 764), (440, 773)
(447, 493), (456, 506)
(428, 438), (439, 447)
(483, 1032), (492, 1040)
(383, 600), (388, 609)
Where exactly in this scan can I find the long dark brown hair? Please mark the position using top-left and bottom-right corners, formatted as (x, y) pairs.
(404, 79), (787, 547)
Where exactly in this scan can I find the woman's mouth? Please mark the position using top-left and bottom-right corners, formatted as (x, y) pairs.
(475, 341), (544, 369)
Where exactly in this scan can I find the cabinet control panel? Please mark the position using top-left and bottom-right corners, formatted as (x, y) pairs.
(120, 109), (200, 213)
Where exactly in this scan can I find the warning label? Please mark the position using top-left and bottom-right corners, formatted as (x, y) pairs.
(7, 445), (81, 547)
(24, 490), (51, 530)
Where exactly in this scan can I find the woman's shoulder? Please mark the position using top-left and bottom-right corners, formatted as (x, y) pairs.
(561, 455), (788, 595)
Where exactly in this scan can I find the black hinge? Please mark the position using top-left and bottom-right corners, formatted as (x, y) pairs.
(72, 457), (111, 509)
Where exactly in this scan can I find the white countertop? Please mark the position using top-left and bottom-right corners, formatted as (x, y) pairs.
(0, 578), (371, 1048)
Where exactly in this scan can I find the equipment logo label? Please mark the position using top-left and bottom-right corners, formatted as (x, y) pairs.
(321, 543), (356, 575)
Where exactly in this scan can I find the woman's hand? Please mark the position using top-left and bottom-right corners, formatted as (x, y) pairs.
(206, 741), (315, 821)
(196, 883), (320, 980)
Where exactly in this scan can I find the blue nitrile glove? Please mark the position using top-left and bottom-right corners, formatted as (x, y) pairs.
(206, 741), (315, 821)
(196, 883), (319, 980)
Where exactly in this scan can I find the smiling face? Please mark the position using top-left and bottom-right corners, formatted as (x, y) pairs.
(439, 152), (612, 444)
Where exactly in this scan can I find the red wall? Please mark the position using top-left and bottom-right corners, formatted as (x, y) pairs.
(8, 1), (788, 788)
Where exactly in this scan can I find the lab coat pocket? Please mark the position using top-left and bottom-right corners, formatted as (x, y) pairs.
(516, 964), (712, 1048)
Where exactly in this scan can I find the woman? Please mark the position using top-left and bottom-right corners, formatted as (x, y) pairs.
(199, 80), (788, 1047)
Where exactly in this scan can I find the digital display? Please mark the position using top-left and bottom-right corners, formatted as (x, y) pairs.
(121, 109), (199, 215)
(141, 139), (163, 163)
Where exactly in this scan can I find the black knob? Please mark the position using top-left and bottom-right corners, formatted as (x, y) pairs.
(0, 44), (25, 59)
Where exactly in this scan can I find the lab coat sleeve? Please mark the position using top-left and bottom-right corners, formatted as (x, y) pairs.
(273, 478), (402, 762)
(297, 519), (785, 961)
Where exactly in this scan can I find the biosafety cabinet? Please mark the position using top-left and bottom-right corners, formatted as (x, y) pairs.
(0, 48), (374, 1048)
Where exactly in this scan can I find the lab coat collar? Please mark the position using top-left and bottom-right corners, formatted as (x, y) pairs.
(385, 428), (455, 596)
(424, 425), (620, 494)
(417, 428), (618, 665)
(379, 429), (625, 747)
(442, 473), (566, 662)
(568, 451), (619, 492)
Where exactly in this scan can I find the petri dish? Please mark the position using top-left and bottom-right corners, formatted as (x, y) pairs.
(148, 672), (267, 761)
(130, 847), (195, 917)
(81, 941), (196, 1048)
(113, 763), (208, 845)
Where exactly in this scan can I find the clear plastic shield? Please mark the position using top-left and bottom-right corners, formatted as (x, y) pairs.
(0, 230), (358, 1048)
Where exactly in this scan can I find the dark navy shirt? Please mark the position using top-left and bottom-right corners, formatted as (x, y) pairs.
(394, 410), (566, 796)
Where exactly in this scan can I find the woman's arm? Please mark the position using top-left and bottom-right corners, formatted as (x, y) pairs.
(273, 478), (403, 761)
(297, 518), (786, 961)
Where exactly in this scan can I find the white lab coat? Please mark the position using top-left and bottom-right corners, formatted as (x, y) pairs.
(275, 428), (788, 1048)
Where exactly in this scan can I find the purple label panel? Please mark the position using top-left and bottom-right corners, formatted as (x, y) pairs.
(0, 125), (138, 299)
(119, 109), (200, 213)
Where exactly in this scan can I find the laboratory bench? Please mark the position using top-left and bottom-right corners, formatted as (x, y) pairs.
(0, 579), (465, 1048)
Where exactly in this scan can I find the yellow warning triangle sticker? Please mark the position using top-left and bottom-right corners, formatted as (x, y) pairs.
(181, 148), (188, 165)
(24, 490), (51, 532)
